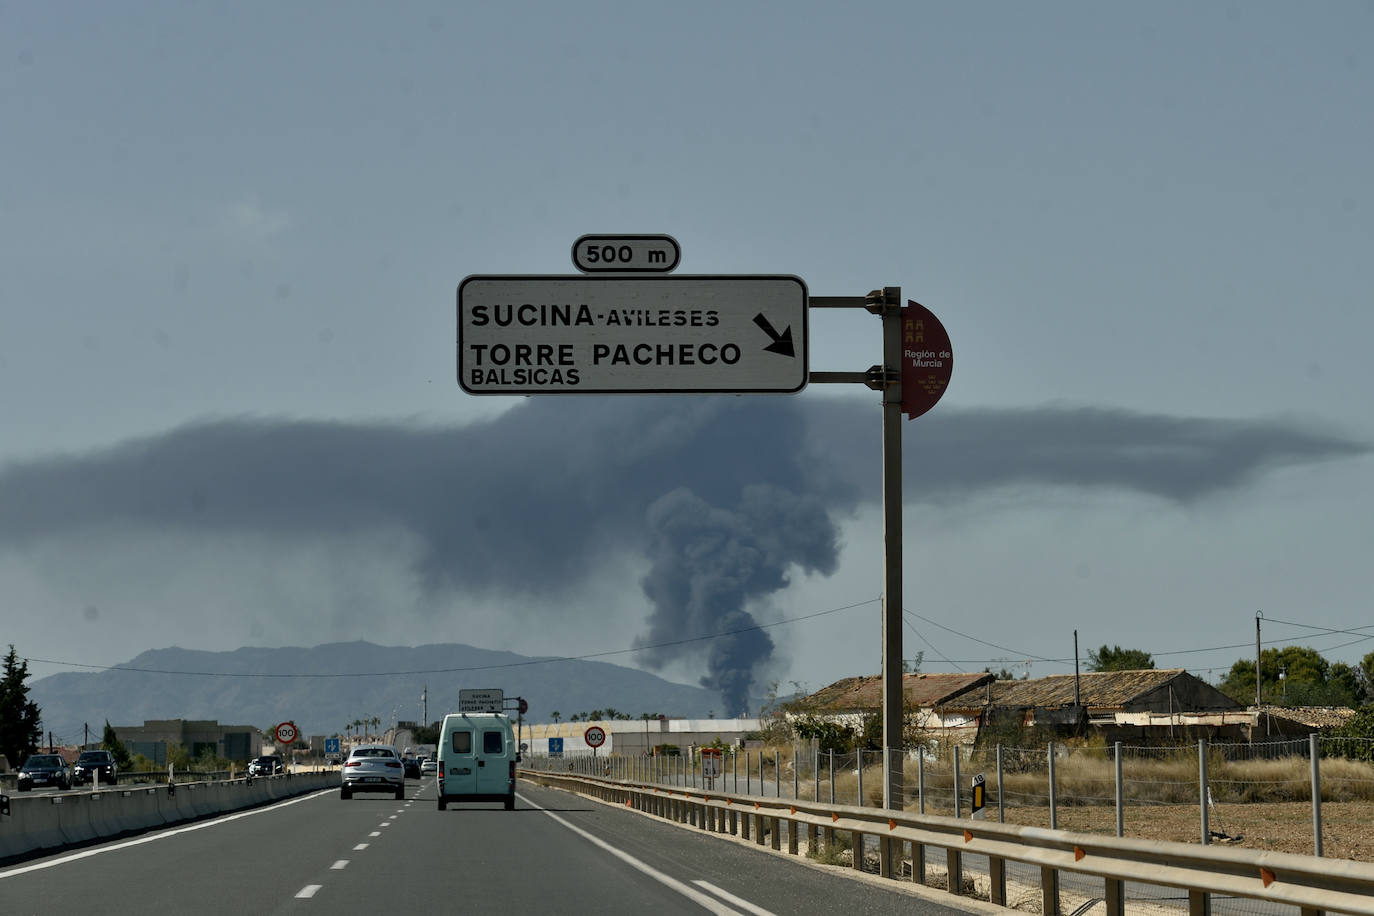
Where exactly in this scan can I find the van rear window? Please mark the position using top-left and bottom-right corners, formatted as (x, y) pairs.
(451, 731), (472, 754)
(483, 730), (504, 754)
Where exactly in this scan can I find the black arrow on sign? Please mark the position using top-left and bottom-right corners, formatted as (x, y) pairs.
(753, 313), (795, 358)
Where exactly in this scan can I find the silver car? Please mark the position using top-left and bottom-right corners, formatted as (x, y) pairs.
(340, 744), (405, 799)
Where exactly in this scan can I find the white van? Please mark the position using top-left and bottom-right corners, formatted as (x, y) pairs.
(436, 712), (518, 810)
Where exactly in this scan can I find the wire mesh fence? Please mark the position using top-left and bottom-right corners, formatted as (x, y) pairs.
(529, 733), (1374, 861)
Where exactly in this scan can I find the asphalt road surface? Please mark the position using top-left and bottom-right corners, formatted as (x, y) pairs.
(0, 777), (994, 915)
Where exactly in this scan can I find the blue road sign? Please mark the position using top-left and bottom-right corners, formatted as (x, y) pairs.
(549, 737), (564, 757)
(325, 738), (341, 755)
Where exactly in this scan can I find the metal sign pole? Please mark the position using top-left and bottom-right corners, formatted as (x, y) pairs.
(878, 286), (904, 811)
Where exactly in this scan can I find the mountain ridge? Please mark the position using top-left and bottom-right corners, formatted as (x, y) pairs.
(30, 641), (728, 744)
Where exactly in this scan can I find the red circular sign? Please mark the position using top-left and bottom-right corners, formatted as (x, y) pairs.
(900, 300), (953, 420)
(584, 726), (606, 748)
(274, 721), (298, 745)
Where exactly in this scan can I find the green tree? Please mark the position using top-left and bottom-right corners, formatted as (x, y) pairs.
(791, 715), (855, 754)
(1087, 645), (1155, 672)
(1326, 705), (1374, 762)
(1357, 652), (1374, 704)
(1220, 646), (1356, 707)
(550, 711), (561, 724)
(0, 645), (42, 768)
(101, 720), (133, 770)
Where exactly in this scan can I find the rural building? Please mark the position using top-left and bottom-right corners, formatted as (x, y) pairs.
(786, 669), (1325, 745)
(788, 672), (997, 737)
(956, 669), (1245, 742)
(523, 717), (763, 755)
(111, 719), (261, 764)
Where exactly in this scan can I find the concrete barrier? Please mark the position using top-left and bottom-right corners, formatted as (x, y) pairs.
(0, 774), (335, 864)
(82, 791), (120, 839)
(112, 788), (158, 835)
(1, 795), (68, 859)
(54, 794), (97, 846)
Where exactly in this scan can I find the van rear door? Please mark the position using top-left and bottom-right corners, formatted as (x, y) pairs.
(444, 726), (477, 796)
(475, 726), (510, 795)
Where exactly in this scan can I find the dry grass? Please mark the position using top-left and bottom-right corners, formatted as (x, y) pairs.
(762, 745), (1374, 814)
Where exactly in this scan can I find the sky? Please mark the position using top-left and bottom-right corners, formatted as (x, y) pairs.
(2, 2), (1372, 714)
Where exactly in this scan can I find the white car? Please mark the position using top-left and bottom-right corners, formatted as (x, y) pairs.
(340, 744), (405, 799)
(421, 758), (438, 775)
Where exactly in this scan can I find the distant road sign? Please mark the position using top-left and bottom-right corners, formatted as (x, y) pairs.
(274, 722), (298, 745)
(584, 726), (606, 748)
(459, 688), (504, 713)
(548, 737), (564, 758)
(324, 737), (341, 755)
(457, 275), (808, 394)
(572, 235), (681, 273)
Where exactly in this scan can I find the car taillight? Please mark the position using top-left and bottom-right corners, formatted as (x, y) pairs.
(345, 761), (361, 767)
(385, 761), (400, 768)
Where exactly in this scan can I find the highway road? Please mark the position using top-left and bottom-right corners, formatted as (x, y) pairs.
(0, 777), (992, 915)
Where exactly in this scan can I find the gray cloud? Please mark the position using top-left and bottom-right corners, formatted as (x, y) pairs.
(0, 397), (1364, 711)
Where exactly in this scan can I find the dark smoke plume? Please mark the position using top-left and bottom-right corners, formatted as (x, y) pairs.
(0, 397), (1365, 712)
(636, 486), (840, 715)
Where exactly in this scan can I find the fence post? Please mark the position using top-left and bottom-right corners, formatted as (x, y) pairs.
(857, 749), (864, 807)
(1311, 732), (1323, 857)
(918, 745), (925, 814)
(829, 749), (836, 804)
(1199, 738), (1209, 846)
(953, 744), (962, 818)
(1048, 741), (1057, 830)
(1115, 740), (1123, 838)
(996, 743), (1004, 823)
(775, 749), (781, 797)
(793, 747), (798, 799)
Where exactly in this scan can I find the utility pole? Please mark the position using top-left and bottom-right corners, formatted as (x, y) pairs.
(1073, 630), (1081, 708)
(1255, 611), (1263, 708)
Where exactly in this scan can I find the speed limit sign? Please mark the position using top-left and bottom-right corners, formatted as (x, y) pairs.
(584, 725), (606, 748)
(274, 721), (298, 745)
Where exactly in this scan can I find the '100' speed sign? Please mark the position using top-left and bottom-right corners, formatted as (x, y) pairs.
(584, 726), (606, 748)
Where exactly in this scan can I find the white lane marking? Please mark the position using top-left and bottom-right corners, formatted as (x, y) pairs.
(296, 885), (322, 898)
(693, 881), (777, 916)
(331, 860), (349, 870)
(0, 788), (336, 880)
(369, 831), (381, 837)
(388, 814), (398, 819)
(520, 793), (745, 915)
(379, 822), (391, 827)
(353, 843), (369, 850)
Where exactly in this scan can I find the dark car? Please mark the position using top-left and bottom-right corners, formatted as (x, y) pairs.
(246, 754), (284, 777)
(72, 749), (118, 786)
(402, 755), (421, 778)
(17, 754), (72, 792)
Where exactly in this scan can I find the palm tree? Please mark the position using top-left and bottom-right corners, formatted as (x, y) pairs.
(550, 711), (561, 723)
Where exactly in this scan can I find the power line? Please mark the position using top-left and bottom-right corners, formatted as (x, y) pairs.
(901, 618), (957, 669)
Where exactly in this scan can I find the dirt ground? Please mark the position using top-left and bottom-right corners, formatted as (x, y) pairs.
(991, 802), (1374, 862)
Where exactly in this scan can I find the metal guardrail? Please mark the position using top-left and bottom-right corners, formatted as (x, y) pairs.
(520, 769), (1374, 916)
